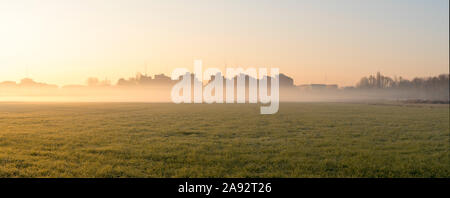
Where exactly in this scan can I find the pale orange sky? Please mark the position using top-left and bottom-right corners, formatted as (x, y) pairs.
(0, 0), (448, 86)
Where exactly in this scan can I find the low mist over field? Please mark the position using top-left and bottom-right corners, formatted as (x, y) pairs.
(0, 72), (448, 103)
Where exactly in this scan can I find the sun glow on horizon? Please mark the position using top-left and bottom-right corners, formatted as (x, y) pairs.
(0, 0), (448, 87)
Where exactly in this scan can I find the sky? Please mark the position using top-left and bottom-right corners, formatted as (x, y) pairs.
(0, 0), (448, 86)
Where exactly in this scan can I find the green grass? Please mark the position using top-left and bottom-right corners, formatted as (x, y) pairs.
(0, 102), (448, 177)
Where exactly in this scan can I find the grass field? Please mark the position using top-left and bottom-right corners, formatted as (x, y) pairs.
(0, 102), (448, 177)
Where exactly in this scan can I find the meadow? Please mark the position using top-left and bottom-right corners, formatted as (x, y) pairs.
(0, 102), (448, 177)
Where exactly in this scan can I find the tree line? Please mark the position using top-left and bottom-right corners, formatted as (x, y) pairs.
(356, 72), (449, 90)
